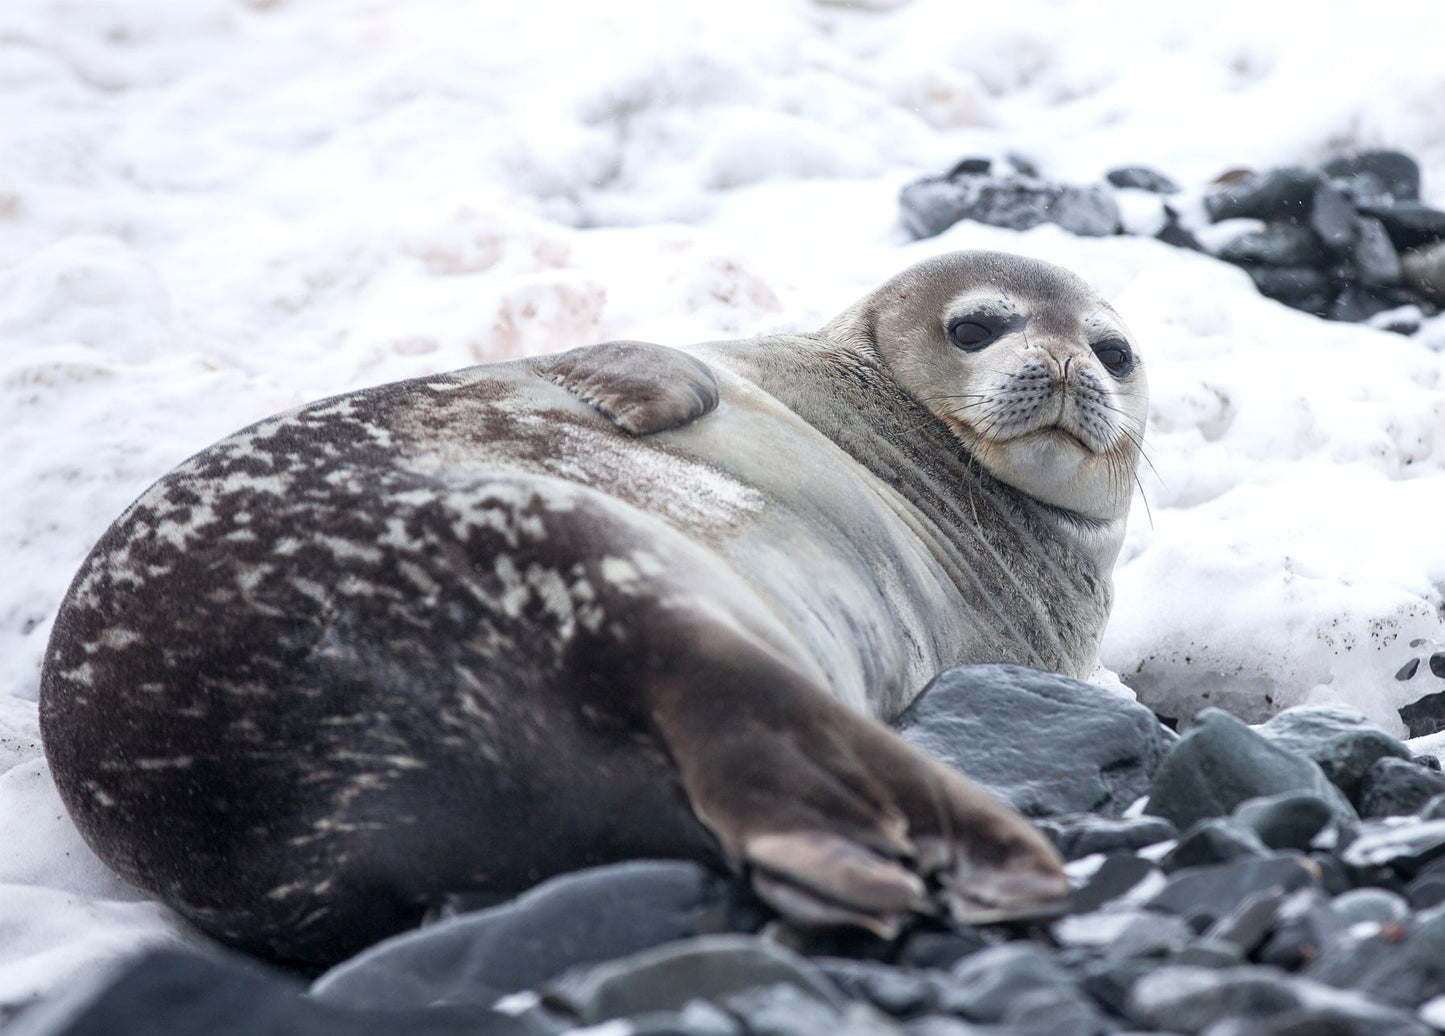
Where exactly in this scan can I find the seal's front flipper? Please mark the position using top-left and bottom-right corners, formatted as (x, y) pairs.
(536, 340), (720, 435)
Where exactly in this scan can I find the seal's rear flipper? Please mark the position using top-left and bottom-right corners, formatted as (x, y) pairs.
(536, 341), (720, 435)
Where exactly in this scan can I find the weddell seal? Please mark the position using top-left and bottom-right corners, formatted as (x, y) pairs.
(40, 250), (1148, 969)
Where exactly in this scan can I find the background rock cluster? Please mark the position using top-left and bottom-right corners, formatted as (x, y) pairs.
(17, 664), (1445, 1036)
(900, 150), (1445, 335)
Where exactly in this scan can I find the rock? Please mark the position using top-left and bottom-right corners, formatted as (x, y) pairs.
(1158, 205), (1206, 250)
(1053, 907), (1156, 949)
(1339, 818), (1445, 877)
(722, 984), (889, 1036)
(892, 928), (994, 971)
(1146, 709), (1356, 830)
(1217, 223), (1325, 267)
(541, 934), (844, 1026)
(1205, 168), (1322, 223)
(1003, 987), (1112, 1035)
(1036, 813), (1177, 861)
(895, 664), (1173, 817)
(1329, 887), (1409, 926)
(1358, 201), (1445, 251)
(1308, 904), (1445, 1009)
(1174, 937), (1247, 968)
(1068, 853), (1163, 914)
(1323, 151), (1421, 202)
(1161, 819), (1270, 872)
(1401, 240), (1445, 304)
(1327, 282), (1404, 323)
(1351, 215), (1404, 284)
(1105, 912), (1196, 960)
(937, 943), (1076, 1022)
(898, 171), (1120, 240)
(7, 947), (535, 1036)
(1107, 165), (1181, 193)
(1254, 703), (1412, 802)
(1245, 266), (1330, 308)
(946, 157), (993, 176)
(814, 958), (941, 1017)
(1407, 873), (1445, 910)
(1232, 792), (1336, 851)
(311, 862), (765, 1010)
(1204, 887), (1290, 956)
(1400, 690), (1445, 739)
(1255, 888), (1343, 971)
(1124, 964), (1302, 1033)
(1147, 854), (1320, 932)
(1357, 757), (1445, 818)
(1309, 184), (1358, 253)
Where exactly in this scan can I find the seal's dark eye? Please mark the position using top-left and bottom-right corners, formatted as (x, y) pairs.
(949, 321), (994, 351)
(1092, 339), (1134, 376)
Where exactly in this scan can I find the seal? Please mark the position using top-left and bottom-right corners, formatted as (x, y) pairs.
(40, 250), (1148, 969)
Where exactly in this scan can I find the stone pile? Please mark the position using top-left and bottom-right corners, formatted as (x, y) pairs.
(899, 150), (1445, 335)
(15, 664), (1445, 1036)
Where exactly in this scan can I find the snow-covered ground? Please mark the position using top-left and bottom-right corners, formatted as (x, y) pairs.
(3, 0), (1445, 1012)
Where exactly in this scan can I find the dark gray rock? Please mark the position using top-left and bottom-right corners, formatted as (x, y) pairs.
(1323, 151), (1421, 202)
(310, 862), (764, 1010)
(1158, 205), (1206, 251)
(542, 935), (844, 1026)
(1002, 987), (1112, 1035)
(1205, 168), (1322, 223)
(1340, 818), (1445, 877)
(1406, 873), (1445, 910)
(1068, 853), (1162, 914)
(1245, 266), (1330, 306)
(624, 1001), (742, 1036)
(1326, 282), (1404, 323)
(1329, 887), (1409, 926)
(1310, 184), (1358, 253)
(1218, 224), (1325, 266)
(1204, 887), (1290, 955)
(7, 948), (537, 1036)
(1161, 819), (1269, 872)
(1107, 165), (1181, 193)
(937, 944), (1075, 1022)
(1105, 912), (1196, 961)
(1399, 689), (1445, 739)
(1231, 792), (1336, 852)
(814, 958), (941, 1018)
(1036, 813), (1177, 861)
(893, 929), (994, 971)
(898, 173), (1120, 240)
(1147, 854), (1319, 932)
(1308, 904), (1445, 1009)
(1351, 215), (1403, 284)
(1124, 964), (1302, 1033)
(722, 983), (887, 1036)
(901, 1016), (998, 1036)
(1402, 240), (1445, 305)
(895, 664), (1174, 818)
(1146, 709), (1356, 830)
(947, 157), (993, 176)
(1174, 937), (1247, 968)
(1253, 703), (1410, 802)
(1358, 757), (1445, 818)
(1255, 888), (1343, 972)
(1359, 201), (1445, 251)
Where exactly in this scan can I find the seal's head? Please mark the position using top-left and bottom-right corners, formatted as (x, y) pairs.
(824, 251), (1148, 522)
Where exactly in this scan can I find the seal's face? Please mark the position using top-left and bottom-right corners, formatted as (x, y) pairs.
(828, 251), (1148, 522)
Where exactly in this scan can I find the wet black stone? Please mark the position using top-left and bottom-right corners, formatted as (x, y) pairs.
(1327, 282), (1406, 323)
(1351, 216), (1403, 284)
(813, 958), (940, 1018)
(1339, 818), (1445, 879)
(896, 664), (1174, 818)
(1162, 819), (1269, 872)
(1124, 964), (1303, 1033)
(1079, 958), (1152, 1018)
(1147, 854), (1319, 933)
(1233, 793), (1336, 851)
(893, 928), (994, 971)
(1357, 757), (1445, 818)
(1358, 201), (1445, 251)
(1217, 224), (1325, 267)
(1399, 690), (1445, 739)
(1003, 987), (1112, 1035)
(542, 935), (844, 1026)
(1146, 709), (1356, 831)
(310, 862), (766, 1011)
(1323, 150), (1421, 202)
(1205, 168), (1322, 223)
(721, 983), (858, 1036)
(1246, 266), (1331, 305)
(1398, 658), (1422, 680)
(1406, 873), (1445, 910)
(1310, 184), (1358, 253)
(1329, 887), (1408, 926)
(1068, 854), (1161, 914)
(1254, 703), (1412, 802)
(1158, 204), (1206, 251)
(1037, 813), (1177, 861)
(898, 173), (1120, 240)
(947, 157), (992, 177)
(1433, 652), (1445, 678)
(1255, 889), (1342, 972)
(1204, 887), (1289, 956)
(937, 943), (1075, 1023)
(1107, 165), (1180, 193)
(1174, 937), (1247, 968)
(1308, 905), (1445, 1009)
(1106, 912), (1195, 961)
(9, 947), (537, 1036)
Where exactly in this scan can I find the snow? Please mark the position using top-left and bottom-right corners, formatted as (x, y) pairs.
(3, 0), (1445, 1012)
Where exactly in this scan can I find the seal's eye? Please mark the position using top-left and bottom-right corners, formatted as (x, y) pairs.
(1092, 339), (1134, 377)
(949, 320), (995, 351)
